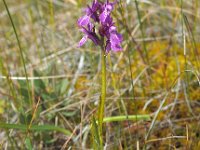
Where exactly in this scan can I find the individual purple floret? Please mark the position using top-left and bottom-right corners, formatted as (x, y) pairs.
(78, 0), (102, 27)
(78, 23), (100, 47)
(99, 15), (114, 38)
(106, 26), (123, 52)
(86, 0), (102, 22)
(78, 0), (123, 53)
(78, 15), (90, 27)
(99, 0), (115, 24)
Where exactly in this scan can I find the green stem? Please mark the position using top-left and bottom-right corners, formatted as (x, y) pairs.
(2, 0), (32, 106)
(134, 0), (149, 66)
(103, 115), (150, 123)
(98, 48), (106, 149)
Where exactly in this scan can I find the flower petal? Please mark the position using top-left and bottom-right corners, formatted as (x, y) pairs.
(92, 0), (101, 11)
(79, 35), (88, 47)
(100, 10), (109, 23)
(111, 43), (122, 52)
(110, 32), (123, 43)
(87, 23), (94, 31)
(88, 34), (100, 45)
(78, 15), (90, 26)
(109, 26), (117, 32)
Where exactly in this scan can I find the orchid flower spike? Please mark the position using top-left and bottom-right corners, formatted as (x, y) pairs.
(77, 0), (123, 53)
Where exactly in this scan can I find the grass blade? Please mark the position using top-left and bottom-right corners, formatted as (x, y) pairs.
(103, 115), (151, 123)
(2, 0), (32, 106)
(0, 123), (71, 135)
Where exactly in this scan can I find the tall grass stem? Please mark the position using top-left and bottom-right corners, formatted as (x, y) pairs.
(2, 0), (32, 106)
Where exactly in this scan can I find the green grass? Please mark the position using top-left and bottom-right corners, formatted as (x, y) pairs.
(0, 0), (200, 149)
(0, 123), (71, 135)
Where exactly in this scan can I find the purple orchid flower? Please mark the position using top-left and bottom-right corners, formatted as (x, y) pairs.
(86, 0), (102, 22)
(106, 26), (123, 52)
(78, 1), (102, 27)
(99, 0), (116, 24)
(78, 15), (90, 27)
(99, 15), (114, 38)
(78, 0), (122, 53)
(79, 23), (100, 47)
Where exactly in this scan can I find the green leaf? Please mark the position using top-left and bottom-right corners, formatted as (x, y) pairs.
(25, 138), (33, 150)
(60, 79), (69, 94)
(0, 123), (71, 135)
(19, 112), (32, 124)
(33, 70), (46, 93)
(62, 111), (77, 117)
(18, 80), (30, 103)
